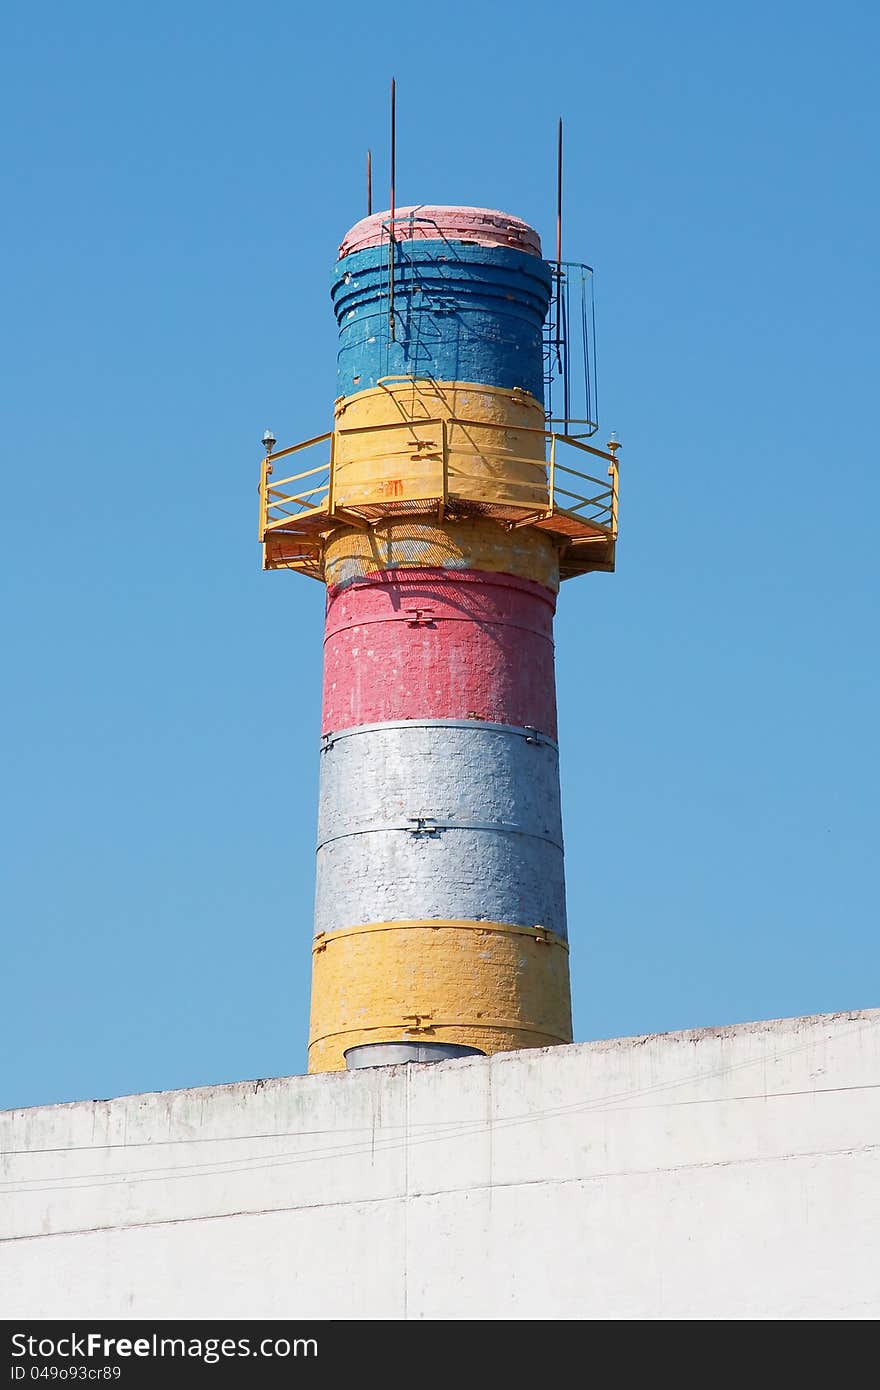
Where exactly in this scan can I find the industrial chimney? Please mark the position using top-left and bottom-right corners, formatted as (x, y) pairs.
(258, 200), (619, 1071)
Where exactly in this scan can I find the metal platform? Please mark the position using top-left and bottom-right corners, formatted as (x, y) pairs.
(259, 418), (619, 581)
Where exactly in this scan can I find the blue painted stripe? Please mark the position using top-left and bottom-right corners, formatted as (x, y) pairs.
(331, 241), (553, 401)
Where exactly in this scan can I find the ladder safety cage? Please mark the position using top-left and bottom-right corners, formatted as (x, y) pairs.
(544, 260), (598, 439)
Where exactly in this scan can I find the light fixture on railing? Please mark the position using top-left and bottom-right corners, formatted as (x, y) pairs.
(262, 429), (276, 455)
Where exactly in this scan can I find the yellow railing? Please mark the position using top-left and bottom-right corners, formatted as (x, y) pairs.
(259, 416), (619, 541)
(258, 430), (333, 538)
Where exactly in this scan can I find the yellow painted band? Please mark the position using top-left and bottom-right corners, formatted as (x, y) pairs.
(308, 918), (573, 1073)
(332, 379), (549, 512)
(323, 516), (560, 592)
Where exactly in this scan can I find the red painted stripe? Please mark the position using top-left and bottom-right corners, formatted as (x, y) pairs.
(322, 569), (558, 737)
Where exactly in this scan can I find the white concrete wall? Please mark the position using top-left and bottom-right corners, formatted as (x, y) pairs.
(2, 1009), (879, 1320)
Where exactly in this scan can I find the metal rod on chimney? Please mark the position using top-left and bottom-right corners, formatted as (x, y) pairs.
(556, 117), (563, 266)
(390, 78), (396, 235)
(367, 149), (372, 216)
(555, 117), (563, 376)
(389, 78), (397, 339)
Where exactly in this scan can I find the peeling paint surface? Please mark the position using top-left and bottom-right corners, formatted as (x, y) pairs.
(323, 518), (560, 592)
(331, 241), (552, 400)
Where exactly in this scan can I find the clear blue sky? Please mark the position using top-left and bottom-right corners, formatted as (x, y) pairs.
(2, 1), (877, 1110)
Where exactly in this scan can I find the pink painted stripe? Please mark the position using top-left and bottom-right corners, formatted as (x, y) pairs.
(322, 569), (558, 737)
(338, 206), (542, 259)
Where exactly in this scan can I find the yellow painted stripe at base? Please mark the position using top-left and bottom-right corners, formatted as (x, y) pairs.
(308, 919), (572, 1073)
(323, 516), (560, 593)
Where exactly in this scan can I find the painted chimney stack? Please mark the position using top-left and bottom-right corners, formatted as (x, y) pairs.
(259, 201), (619, 1071)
